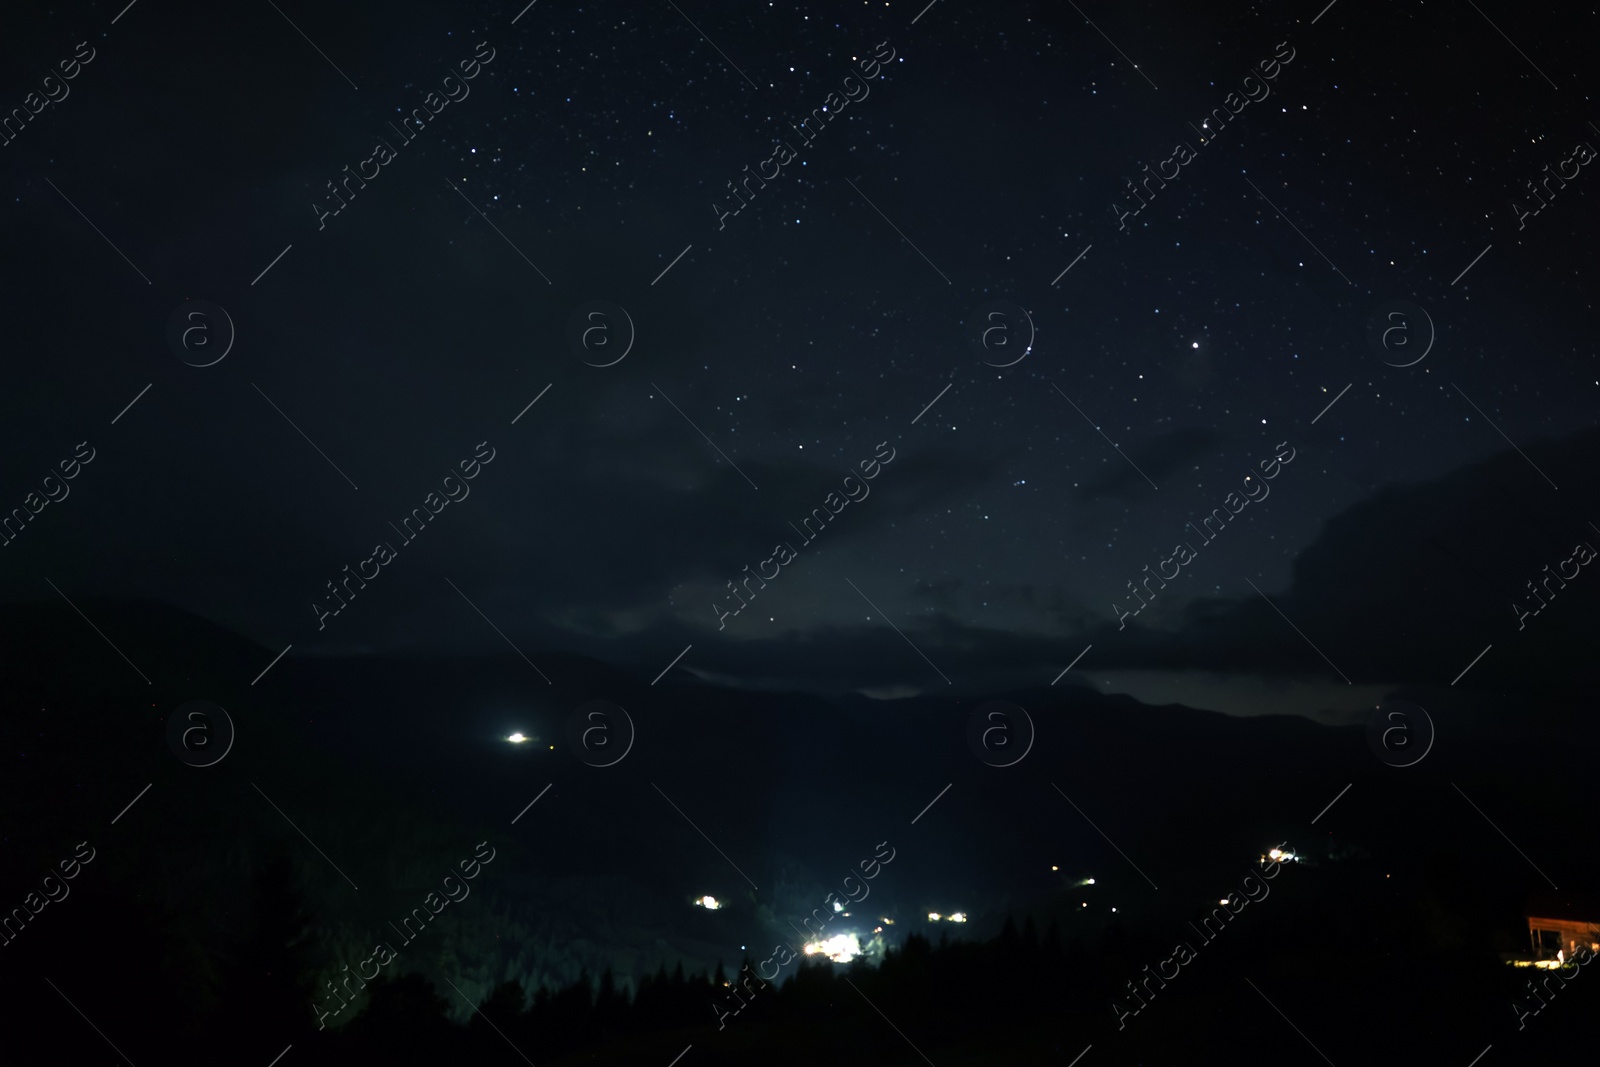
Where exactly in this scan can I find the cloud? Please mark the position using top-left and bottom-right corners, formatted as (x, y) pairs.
(585, 427), (1600, 720)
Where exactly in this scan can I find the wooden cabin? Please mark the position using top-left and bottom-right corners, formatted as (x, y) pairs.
(1526, 891), (1600, 960)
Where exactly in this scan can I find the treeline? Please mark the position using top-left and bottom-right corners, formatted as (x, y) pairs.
(309, 917), (1085, 1065)
(7, 846), (1598, 1066)
(274, 858), (1599, 1066)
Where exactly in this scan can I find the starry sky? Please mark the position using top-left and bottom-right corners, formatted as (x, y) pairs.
(2, 0), (1596, 721)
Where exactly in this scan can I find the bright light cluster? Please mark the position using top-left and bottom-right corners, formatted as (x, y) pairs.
(927, 911), (968, 923)
(802, 933), (861, 963)
(696, 895), (722, 910)
(506, 733), (528, 743)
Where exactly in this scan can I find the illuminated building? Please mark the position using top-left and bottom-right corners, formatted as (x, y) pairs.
(1524, 891), (1600, 961)
(803, 933), (861, 963)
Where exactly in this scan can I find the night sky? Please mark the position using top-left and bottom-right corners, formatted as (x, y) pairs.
(4, 0), (1597, 722)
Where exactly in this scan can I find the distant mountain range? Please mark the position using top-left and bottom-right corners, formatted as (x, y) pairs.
(2, 591), (1590, 1029)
